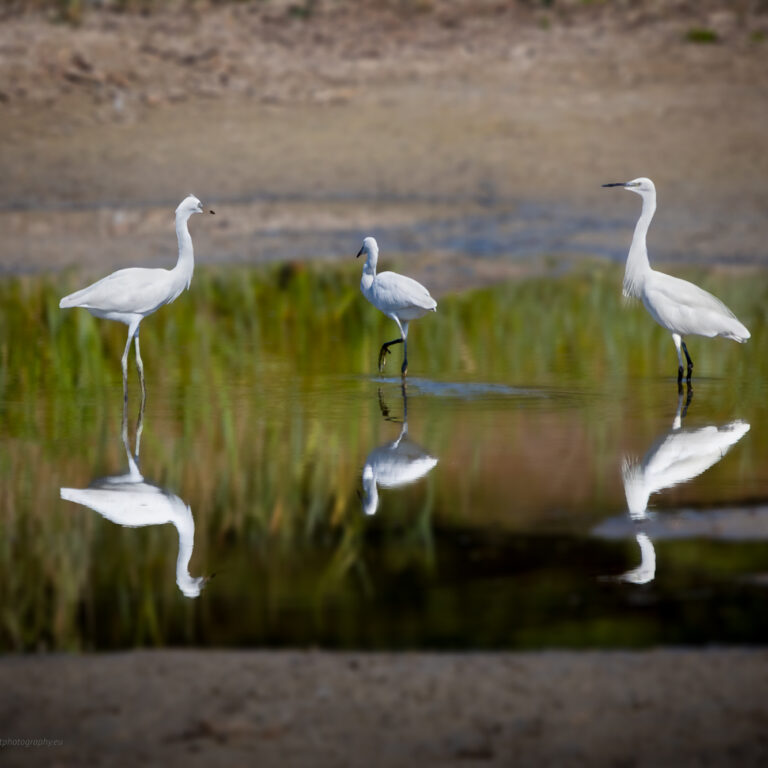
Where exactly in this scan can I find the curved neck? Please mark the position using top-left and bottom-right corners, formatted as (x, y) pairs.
(174, 214), (195, 289)
(362, 465), (379, 516)
(623, 193), (655, 298)
(361, 251), (377, 293)
(174, 504), (202, 597)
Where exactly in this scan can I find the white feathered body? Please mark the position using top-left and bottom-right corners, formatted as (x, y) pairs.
(59, 266), (188, 325)
(362, 270), (437, 322)
(640, 270), (750, 342)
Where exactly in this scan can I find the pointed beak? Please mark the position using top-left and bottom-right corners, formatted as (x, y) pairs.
(602, 182), (628, 188)
(356, 247), (364, 259)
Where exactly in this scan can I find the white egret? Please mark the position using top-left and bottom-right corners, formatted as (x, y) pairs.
(59, 195), (214, 401)
(60, 404), (207, 598)
(361, 388), (438, 516)
(356, 237), (437, 378)
(603, 177), (750, 382)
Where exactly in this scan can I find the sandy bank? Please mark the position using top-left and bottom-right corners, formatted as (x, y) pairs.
(1, 648), (767, 766)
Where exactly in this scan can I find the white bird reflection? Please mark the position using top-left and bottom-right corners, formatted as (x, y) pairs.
(602, 386), (750, 584)
(60, 403), (206, 598)
(361, 387), (438, 516)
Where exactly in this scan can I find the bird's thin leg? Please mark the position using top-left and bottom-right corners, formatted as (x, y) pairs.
(378, 338), (403, 372)
(672, 334), (684, 384)
(121, 329), (134, 404)
(400, 322), (410, 378)
(682, 381), (694, 418)
(134, 329), (146, 405)
(135, 394), (145, 463)
(681, 340), (694, 381)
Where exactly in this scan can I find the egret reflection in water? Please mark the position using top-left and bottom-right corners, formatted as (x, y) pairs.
(59, 403), (207, 598)
(597, 386), (751, 584)
(360, 387), (438, 517)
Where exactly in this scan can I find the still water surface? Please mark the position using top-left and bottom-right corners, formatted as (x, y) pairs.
(2, 268), (767, 650)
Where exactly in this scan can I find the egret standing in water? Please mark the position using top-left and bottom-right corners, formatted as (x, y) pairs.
(603, 177), (750, 382)
(356, 236), (437, 377)
(59, 195), (214, 401)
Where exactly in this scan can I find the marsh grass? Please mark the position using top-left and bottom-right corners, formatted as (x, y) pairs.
(1, 264), (767, 650)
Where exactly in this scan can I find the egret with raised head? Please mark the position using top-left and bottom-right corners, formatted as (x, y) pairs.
(357, 237), (437, 378)
(59, 195), (214, 401)
(603, 177), (749, 382)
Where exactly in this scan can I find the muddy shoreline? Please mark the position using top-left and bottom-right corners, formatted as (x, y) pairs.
(1, 648), (766, 767)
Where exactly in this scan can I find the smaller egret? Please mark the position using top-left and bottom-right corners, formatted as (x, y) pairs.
(59, 195), (214, 401)
(603, 177), (750, 382)
(356, 237), (437, 378)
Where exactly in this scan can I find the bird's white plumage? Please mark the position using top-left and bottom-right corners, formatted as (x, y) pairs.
(357, 236), (436, 375)
(60, 267), (184, 321)
(606, 177), (750, 375)
(59, 195), (208, 398)
(367, 271), (438, 320)
(642, 271), (749, 341)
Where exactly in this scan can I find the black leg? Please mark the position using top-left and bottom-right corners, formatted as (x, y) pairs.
(682, 381), (693, 417)
(401, 338), (408, 378)
(378, 338), (403, 372)
(677, 366), (683, 384)
(681, 341), (693, 381)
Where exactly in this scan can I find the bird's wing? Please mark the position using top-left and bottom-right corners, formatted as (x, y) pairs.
(644, 271), (741, 338)
(373, 271), (437, 314)
(61, 268), (177, 315)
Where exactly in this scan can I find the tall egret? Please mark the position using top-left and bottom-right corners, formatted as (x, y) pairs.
(356, 237), (437, 378)
(361, 387), (438, 516)
(59, 195), (214, 401)
(603, 178), (750, 382)
(60, 403), (207, 598)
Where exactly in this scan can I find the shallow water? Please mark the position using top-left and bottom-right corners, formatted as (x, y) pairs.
(2, 268), (767, 651)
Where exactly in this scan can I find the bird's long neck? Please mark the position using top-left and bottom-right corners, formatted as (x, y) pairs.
(360, 252), (377, 294)
(623, 193), (655, 298)
(174, 504), (201, 596)
(362, 464), (378, 516)
(174, 214), (195, 289)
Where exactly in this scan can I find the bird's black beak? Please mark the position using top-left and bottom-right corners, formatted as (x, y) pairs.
(208, 209), (215, 215)
(356, 247), (364, 259)
(602, 182), (627, 188)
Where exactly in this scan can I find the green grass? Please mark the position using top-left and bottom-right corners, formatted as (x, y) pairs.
(1, 264), (766, 651)
(685, 27), (719, 44)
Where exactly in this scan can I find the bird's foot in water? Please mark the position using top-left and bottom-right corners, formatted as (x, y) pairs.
(378, 346), (391, 373)
(677, 366), (684, 384)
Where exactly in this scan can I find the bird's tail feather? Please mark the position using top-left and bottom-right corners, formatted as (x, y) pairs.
(724, 317), (751, 343)
(59, 285), (94, 309)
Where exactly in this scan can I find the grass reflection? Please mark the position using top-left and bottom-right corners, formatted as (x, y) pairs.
(0, 264), (766, 650)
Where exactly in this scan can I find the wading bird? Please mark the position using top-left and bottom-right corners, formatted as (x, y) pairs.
(59, 195), (214, 401)
(357, 237), (437, 378)
(603, 178), (749, 382)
